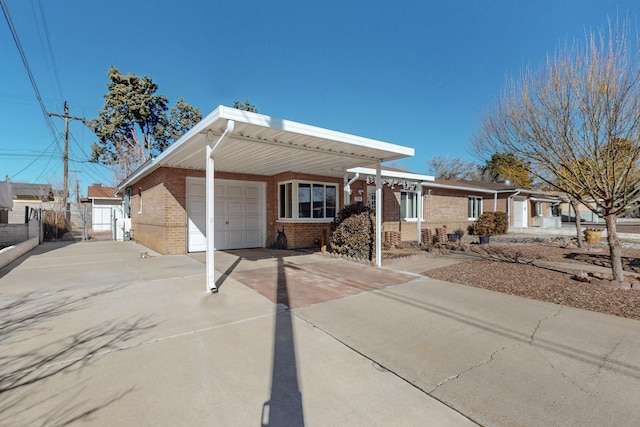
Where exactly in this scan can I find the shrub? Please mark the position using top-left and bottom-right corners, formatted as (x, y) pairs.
(471, 212), (508, 236)
(330, 205), (375, 261)
(42, 210), (69, 240)
(332, 203), (372, 227)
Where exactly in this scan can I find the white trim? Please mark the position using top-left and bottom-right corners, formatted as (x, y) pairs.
(277, 179), (339, 221)
(468, 195), (483, 219)
(348, 167), (434, 182)
(399, 191), (423, 221)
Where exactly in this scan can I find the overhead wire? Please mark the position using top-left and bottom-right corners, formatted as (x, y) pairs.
(31, 0), (64, 102)
(68, 131), (113, 184)
(1, 0), (64, 181)
(9, 140), (59, 179)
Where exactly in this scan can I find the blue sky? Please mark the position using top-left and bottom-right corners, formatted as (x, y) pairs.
(2, 0), (639, 197)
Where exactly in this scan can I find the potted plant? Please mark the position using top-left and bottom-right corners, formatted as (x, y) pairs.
(454, 227), (465, 244)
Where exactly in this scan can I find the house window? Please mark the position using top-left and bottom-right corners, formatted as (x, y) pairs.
(468, 196), (482, 219)
(535, 202), (543, 216)
(400, 191), (420, 220)
(279, 181), (337, 220)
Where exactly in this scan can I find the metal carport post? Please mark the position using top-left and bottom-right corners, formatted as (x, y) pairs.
(205, 120), (235, 293)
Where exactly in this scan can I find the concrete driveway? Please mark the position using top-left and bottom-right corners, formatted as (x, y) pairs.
(1, 240), (639, 426)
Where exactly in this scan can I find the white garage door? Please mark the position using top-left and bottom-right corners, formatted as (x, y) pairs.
(186, 177), (265, 252)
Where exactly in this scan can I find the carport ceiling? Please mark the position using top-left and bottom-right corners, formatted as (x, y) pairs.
(127, 106), (414, 182)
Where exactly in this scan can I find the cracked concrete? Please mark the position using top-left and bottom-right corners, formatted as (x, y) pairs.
(429, 345), (508, 394)
(296, 276), (640, 427)
(529, 306), (563, 343)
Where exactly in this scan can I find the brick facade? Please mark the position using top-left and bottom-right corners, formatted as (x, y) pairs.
(355, 182), (519, 244)
(127, 167), (342, 254)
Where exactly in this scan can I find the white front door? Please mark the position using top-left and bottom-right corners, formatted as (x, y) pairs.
(186, 177), (265, 252)
(513, 199), (528, 228)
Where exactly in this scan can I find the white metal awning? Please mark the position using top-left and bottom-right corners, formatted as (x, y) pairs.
(118, 106), (414, 191)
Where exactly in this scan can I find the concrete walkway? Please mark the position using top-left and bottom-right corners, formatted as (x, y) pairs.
(1, 240), (639, 426)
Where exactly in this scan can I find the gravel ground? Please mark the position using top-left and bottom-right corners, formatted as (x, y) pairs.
(423, 237), (640, 321)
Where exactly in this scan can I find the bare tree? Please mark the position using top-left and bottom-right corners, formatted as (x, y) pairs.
(427, 155), (479, 180)
(473, 18), (640, 281)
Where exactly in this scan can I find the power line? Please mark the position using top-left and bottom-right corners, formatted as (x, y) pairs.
(9, 140), (59, 179)
(30, 0), (63, 102)
(1, 0), (62, 157)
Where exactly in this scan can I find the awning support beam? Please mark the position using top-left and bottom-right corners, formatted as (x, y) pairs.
(205, 120), (235, 293)
(375, 162), (382, 267)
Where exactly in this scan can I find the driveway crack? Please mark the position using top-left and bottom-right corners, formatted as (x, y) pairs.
(429, 345), (508, 394)
(530, 307), (562, 344)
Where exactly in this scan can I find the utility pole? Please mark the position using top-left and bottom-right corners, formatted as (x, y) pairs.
(70, 170), (80, 203)
(48, 102), (86, 204)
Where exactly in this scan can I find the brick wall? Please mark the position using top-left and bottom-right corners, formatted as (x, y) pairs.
(276, 222), (331, 249)
(270, 172), (342, 249)
(369, 184), (514, 242)
(127, 167), (343, 254)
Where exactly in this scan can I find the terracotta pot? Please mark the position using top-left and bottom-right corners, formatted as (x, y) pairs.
(584, 230), (602, 244)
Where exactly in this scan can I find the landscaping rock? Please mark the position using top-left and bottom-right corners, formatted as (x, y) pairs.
(572, 271), (590, 282)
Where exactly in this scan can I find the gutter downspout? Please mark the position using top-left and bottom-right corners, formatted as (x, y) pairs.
(205, 119), (235, 294)
(343, 173), (360, 206)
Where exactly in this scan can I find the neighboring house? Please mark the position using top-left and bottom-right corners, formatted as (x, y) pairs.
(115, 106), (413, 285)
(87, 184), (123, 232)
(421, 179), (562, 231)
